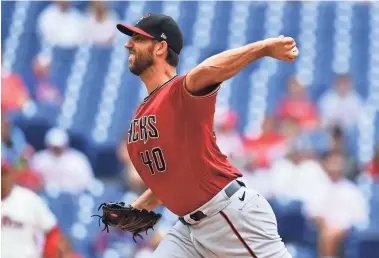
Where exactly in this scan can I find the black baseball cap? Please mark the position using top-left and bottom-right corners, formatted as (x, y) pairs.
(116, 13), (183, 55)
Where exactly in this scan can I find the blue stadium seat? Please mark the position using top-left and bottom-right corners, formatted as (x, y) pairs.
(359, 237), (379, 258)
(88, 144), (123, 179)
(313, 2), (336, 99)
(288, 244), (317, 258)
(269, 198), (308, 244)
(69, 131), (90, 156)
(246, 2), (267, 43)
(13, 117), (52, 151)
(108, 71), (141, 145)
(1, 1), (16, 45)
(369, 182), (379, 229)
(36, 102), (61, 122)
(178, 1), (199, 46)
(142, 0), (163, 15)
(41, 191), (79, 236)
(231, 70), (255, 131)
(50, 47), (78, 93)
(71, 46), (112, 134)
(375, 111), (379, 141)
(13, 1), (49, 94)
(351, 4), (370, 99)
(210, 1), (233, 51)
(110, 1), (129, 20)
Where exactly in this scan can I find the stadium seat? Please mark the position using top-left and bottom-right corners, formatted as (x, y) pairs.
(359, 237), (379, 258)
(50, 47), (78, 93)
(71, 46), (112, 135)
(1, 1), (16, 42)
(88, 144), (123, 179)
(13, 117), (52, 151)
(287, 244), (317, 258)
(269, 198), (308, 244)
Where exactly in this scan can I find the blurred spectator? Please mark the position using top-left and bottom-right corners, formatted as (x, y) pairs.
(319, 74), (363, 130)
(300, 126), (331, 157)
(1, 158), (61, 258)
(275, 76), (319, 131)
(303, 123), (359, 179)
(1, 111), (33, 166)
(244, 116), (287, 169)
(30, 128), (94, 194)
(117, 139), (147, 195)
(83, 1), (118, 46)
(308, 150), (368, 258)
(2, 56), (30, 111)
(329, 125), (345, 153)
(1, 111), (43, 192)
(38, 1), (84, 48)
(278, 117), (301, 143)
(214, 108), (245, 167)
(269, 138), (331, 206)
(32, 54), (63, 105)
(329, 125), (359, 180)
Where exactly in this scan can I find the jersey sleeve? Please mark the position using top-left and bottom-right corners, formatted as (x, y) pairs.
(169, 75), (221, 119)
(33, 194), (57, 232)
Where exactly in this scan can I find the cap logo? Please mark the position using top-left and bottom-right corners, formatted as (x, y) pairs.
(137, 13), (151, 25)
(161, 33), (167, 40)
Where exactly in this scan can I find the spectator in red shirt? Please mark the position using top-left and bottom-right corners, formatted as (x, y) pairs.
(276, 76), (319, 131)
(244, 116), (287, 169)
(1, 68), (30, 111)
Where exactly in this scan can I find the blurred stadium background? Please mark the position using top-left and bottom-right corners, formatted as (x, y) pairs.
(1, 1), (379, 257)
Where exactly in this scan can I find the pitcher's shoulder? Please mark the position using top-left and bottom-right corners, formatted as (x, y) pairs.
(168, 74), (186, 87)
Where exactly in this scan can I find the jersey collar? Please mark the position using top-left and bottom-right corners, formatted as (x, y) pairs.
(142, 75), (178, 103)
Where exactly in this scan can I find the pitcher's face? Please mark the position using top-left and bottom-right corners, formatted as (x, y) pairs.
(125, 34), (156, 76)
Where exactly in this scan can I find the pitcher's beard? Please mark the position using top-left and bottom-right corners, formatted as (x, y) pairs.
(129, 49), (154, 76)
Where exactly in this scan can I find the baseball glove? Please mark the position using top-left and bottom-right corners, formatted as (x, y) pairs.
(92, 202), (162, 242)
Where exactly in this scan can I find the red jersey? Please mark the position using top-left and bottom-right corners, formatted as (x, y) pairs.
(126, 75), (242, 215)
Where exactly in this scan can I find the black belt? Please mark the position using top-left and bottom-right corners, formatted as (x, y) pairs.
(179, 180), (245, 226)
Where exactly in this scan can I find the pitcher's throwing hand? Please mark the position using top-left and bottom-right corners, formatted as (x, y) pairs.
(264, 35), (299, 62)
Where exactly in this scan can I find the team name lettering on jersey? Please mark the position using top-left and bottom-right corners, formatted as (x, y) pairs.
(128, 115), (159, 144)
(2, 216), (23, 228)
